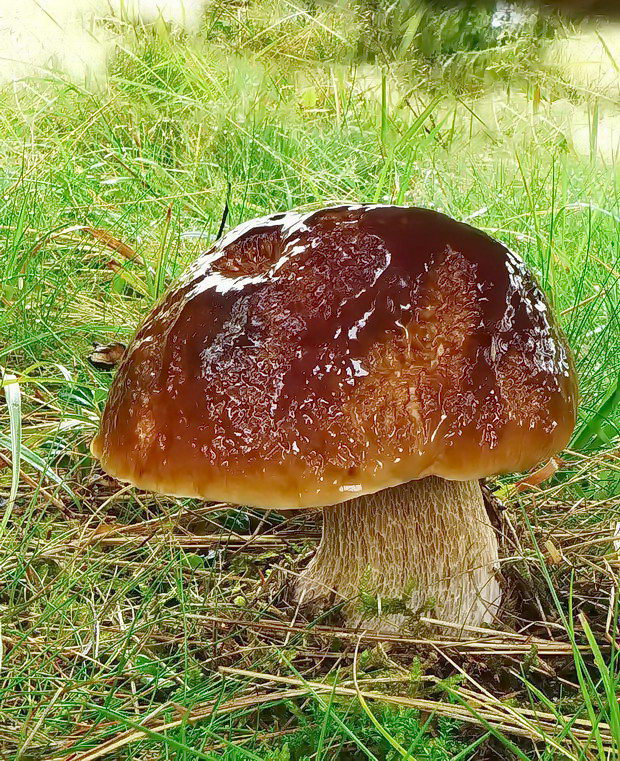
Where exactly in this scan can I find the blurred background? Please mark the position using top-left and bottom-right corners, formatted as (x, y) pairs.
(1, 0), (619, 160)
(2, 0), (618, 403)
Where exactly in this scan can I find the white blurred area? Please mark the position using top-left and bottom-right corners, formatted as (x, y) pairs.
(0, 0), (208, 87)
(545, 24), (620, 161)
(545, 23), (620, 98)
(465, 91), (620, 164)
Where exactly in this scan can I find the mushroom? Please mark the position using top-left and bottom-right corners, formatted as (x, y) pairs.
(91, 205), (577, 631)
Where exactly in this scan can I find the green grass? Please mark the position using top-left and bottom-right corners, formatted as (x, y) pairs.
(1, 2), (620, 759)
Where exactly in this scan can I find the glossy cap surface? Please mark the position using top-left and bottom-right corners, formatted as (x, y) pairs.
(92, 205), (577, 508)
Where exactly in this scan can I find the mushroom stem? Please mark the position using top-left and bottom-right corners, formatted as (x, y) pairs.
(295, 476), (501, 632)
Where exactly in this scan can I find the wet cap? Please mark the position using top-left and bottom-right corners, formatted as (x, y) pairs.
(92, 205), (577, 508)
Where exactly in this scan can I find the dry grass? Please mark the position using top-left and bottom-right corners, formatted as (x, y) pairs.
(1, 437), (619, 758)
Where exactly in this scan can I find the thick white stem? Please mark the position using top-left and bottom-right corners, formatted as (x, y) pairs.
(295, 477), (501, 632)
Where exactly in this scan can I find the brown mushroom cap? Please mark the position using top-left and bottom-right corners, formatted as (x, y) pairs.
(91, 205), (577, 508)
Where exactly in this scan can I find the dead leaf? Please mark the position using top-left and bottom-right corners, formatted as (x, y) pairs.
(30, 225), (144, 265)
(83, 226), (144, 264)
(544, 540), (563, 565)
(515, 458), (562, 492)
(88, 341), (126, 370)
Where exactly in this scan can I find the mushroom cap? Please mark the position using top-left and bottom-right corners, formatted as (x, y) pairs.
(92, 205), (577, 508)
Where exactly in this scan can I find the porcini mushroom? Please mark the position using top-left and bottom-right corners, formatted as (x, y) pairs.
(91, 205), (577, 631)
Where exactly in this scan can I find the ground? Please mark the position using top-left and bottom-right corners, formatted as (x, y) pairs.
(0, 2), (619, 759)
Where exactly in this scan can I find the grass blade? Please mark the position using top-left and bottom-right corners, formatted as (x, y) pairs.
(1, 370), (22, 530)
